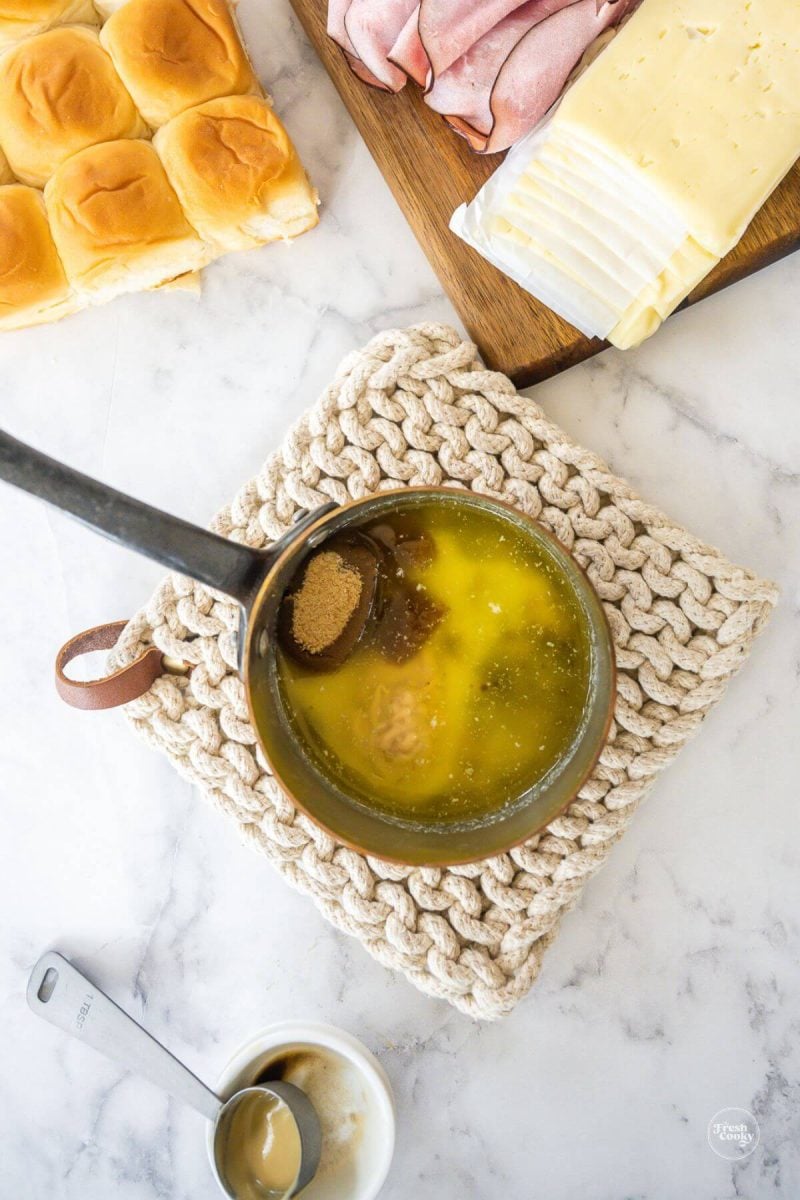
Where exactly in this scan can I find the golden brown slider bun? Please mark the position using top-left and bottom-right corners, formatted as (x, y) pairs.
(100, 0), (260, 129)
(44, 139), (211, 304)
(0, 184), (78, 330)
(154, 95), (319, 253)
(0, 1), (98, 50)
(155, 270), (203, 295)
(0, 27), (148, 188)
(0, 145), (13, 183)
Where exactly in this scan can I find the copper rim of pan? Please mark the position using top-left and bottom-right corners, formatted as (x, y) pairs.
(242, 486), (617, 868)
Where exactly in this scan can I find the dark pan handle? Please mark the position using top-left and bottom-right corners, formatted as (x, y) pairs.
(0, 428), (267, 608)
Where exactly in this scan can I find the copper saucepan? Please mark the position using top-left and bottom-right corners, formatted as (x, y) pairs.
(0, 429), (615, 866)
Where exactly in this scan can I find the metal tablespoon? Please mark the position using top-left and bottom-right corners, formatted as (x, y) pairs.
(27, 952), (322, 1199)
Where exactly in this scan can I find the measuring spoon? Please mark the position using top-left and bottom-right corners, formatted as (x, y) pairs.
(27, 952), (322, 1199)
(277, 533), (381, 671)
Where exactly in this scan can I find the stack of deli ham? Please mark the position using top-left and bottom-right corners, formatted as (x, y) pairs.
(327, 0), (637, 153)
(451, 0), (800, 347)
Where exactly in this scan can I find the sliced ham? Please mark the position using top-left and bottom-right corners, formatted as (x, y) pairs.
(327, 0), (636, 151)
(343, 0), (419, 92)
(484, 0), (637, 151)
(387, 6), (428, 87)
(426, 0), (579, 144)
(418, 0), (532, 84)
(345, 49), (392, 90)
(389, 1), (540, 93)
(327, 0), (390, 90)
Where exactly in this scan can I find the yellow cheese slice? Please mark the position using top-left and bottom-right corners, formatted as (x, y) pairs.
(539, 132), (687, 251)
(500, 194), (638, 311)
(516, 154), (684, 288)
(507, 176), (653, 294)
(610, 237), (719, 348)
(518, 160), (671, 278)
(488, 215), (623, 335)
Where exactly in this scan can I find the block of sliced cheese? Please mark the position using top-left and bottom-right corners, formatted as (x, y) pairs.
(556, 0), (800, 259)
(0, 27), (147, 188)
(452, 0), (800, 348)
(154, 95), (319, 253)
(0, 1), (98, 50)
(0, 184), (78, 330)
(44, 139), (211, 304)
(100, 0), (260, 128)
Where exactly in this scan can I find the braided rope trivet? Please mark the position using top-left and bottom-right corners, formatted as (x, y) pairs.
(110, 324), (778, 1020)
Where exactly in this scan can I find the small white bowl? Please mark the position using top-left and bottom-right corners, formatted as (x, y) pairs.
(207, 1021), (396, 1200)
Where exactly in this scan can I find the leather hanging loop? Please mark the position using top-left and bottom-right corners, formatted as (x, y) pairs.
(55, 620), (164, 711)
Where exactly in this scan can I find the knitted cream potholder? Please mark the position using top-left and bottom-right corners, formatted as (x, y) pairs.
(110, 324), (778, 1020)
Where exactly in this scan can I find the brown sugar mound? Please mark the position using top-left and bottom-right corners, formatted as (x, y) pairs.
(290, 551), (363, 655)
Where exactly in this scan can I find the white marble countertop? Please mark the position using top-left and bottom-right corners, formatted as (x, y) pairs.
(1, 4), (799, 1197)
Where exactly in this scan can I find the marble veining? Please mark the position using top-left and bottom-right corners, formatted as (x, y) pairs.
(0, 2), (798, 1197)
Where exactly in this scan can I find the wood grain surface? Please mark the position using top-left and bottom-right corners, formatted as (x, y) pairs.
(292, 0), (800, 386)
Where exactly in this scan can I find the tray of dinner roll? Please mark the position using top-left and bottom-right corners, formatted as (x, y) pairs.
(0, 0), (318, 331)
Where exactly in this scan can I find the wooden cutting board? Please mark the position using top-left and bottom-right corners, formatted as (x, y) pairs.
(291, 0), (800, 386)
